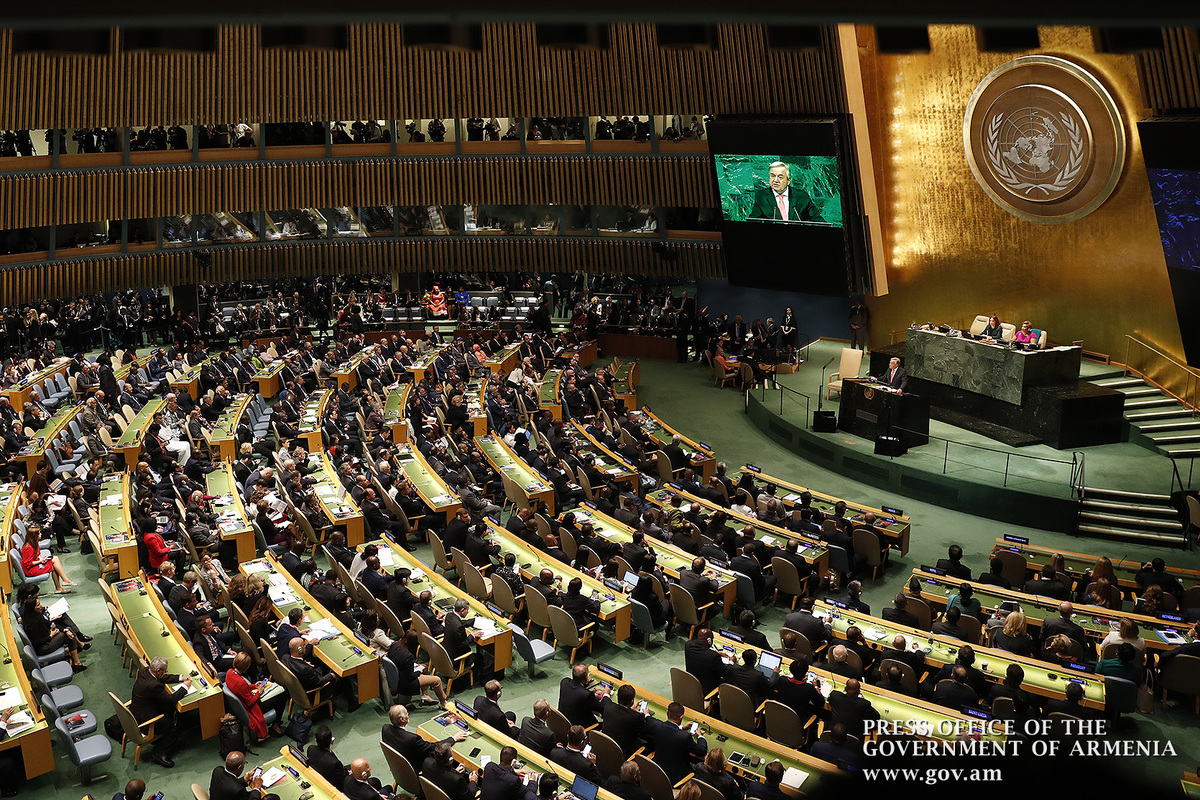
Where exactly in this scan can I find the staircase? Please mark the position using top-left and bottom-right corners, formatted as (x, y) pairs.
(1076, 487), (1186, 545)
(1092, 374), (1200, 457)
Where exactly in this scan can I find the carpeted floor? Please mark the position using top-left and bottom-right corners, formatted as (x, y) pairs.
(22, 351), (1200, 799)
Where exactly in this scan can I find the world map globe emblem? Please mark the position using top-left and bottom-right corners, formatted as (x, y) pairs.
(965, 57), (1122, 223)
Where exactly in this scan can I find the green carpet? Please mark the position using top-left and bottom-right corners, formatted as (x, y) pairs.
(23, 351), (1200, 799)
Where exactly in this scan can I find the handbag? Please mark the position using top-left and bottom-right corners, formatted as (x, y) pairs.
(1137, 670), (1155, 715)
(285, 712), (313, 744)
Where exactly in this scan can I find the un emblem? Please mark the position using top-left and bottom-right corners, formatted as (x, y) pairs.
(965, 56), (1125, 223)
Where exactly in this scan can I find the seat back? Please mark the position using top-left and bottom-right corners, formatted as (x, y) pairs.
(718, 683), (757, 730)
(1159, 654), (1200, 697)
(778, 627), (815, 660)
(764, 700), (803, 747)
(837, 347), (863, 381)
(461, 560), (491, 602)
(418, 631), (457, 678)
(382, 742), (421, 796)
(906, 596), (933, 631)
(671, 667), (709, 713)
(629, 598), (661, 636)
(109, 692), (154, 747)
(524, 585), (553, 632)
(587, 728), (626, 776)
(634, 754), (675, 800)
(968, 315), (991, 336)
(993, 550), (1028, 589)
(490, 573), (523, 617)
(771, 557), (806, 601)
(851, 528), (883, 568)
(222, 684), (253, 728)
(693, 780), (727, 800)
(668, 583), (702, 626)
(429, 531), (454, 574)
(234, 622), (263, 666)
(547, 604), (584, 647)
(546, 706), (571, 744)
(825, 544), (850, 578)
(653, 451), (674, 486)
(878, 658), (919, 695)
(954, 614), (982, 644)
(990, 696), (1016, 718)
(421, 777), (454, 800)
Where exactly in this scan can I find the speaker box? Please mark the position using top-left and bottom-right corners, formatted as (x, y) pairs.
(813, 411), (837, 432)
(875, 435), (907, 457)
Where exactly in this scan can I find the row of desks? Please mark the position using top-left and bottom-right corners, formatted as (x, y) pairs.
(561, 423), (638, 489)
(910, 569), (1194, 652)
(394, 442), (461, 522)
(2, 358), (71, 410)
(210, 392), (254, 461)
(990, 538), (1200, 595)
(626, 407), (716, 481)
(0, 581), (52, 779)
(476, 434), (556, 515)
(816, 599), (1108, 710)
(15, 399), (85, 480)
(612, 359), (639, 410)
(114, 398), (166, 466)
(538, 369), (563, 420)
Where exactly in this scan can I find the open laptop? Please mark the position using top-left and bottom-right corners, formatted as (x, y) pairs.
(622, 571), (640, 592)
(570, 777), (600, 800)
(757, 650), (782, 679)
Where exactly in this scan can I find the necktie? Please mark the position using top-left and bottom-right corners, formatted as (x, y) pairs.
(776, 194), (786, 218)
(207, 635), (219, 659)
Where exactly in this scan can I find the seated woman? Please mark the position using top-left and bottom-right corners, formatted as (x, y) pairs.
(991, 609), (1034, 656)
(982, 315), (1004, 340)
(631, 567), (674, 640)
(23, 597), (86, 672)
(427, 286), (448, 319)
(691, 748), (745, 800)
(224, 652), (286, 743)
(1013, 320), (1040, 347)
(388, 630), (448, 708)
(21, 524), (76, 593)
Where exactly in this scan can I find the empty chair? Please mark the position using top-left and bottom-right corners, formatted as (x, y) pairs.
(54, 716), (112, 785)
(670, 667), (715, 714)
(109, 692), (161, 768)
(718, 683), (761, 732)
(827, 347), (864, 399)
(512, 626), (557, 679)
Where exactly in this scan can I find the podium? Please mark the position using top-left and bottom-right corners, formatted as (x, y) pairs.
(837, 378), (929, 449)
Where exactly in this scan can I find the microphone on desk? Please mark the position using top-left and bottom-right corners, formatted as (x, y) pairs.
(145, 612), (173, 637)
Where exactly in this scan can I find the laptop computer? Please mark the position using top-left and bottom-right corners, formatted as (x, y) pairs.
(622, 571), (640, 591)
(757, 651), (782, 679)
(570, 777), (599, 800)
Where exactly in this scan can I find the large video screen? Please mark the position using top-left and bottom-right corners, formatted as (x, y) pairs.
(713, 153), (843, 226)
(708, 118), (855, 296)
(1147, 168), (1200, 270)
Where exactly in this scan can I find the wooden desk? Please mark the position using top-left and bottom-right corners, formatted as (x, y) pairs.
(258, 745), (350, 800)
(206, 462), (256, 563)
(253, 359), (288, 399)
(394, 443), (462, 523)
(99, 472), (139, 578)
(2, 359), (70, 410)
(383, 384), (411, 444)
(16, 400), (84, 480)
(558, 339), (598, 368)
(484, 519), (632, 643)
(586, 666), (838, 796)
(311, 451), (364, 546)
(644, 485), (830, 578)
(0, 586), (53, 778)
(467, 379), (488, 437)
(112, 573), (225, 738)
(612, 359), (639, 409)
(1183, 772), (1200, 799)
(209, 393), (253, 461)
(561, 423), (638, 490)
(483, 343), (521, 375)
(0, 482), (19, 597)
(242, 554), (379, 703)
(367, 536), (512, 672)
(626, 407), (716, 481)
(815, 599), (1107, 710)
(407, 345), (450, 384)
(298, 390), (331, 452)
(114, 398), (166, 467)
(739, 465), (912, 556)
(331, 345), (378, 392)
(170, 354), (217, 400)
(538, 369), (563, 420)
(989, 538), (1200, 596)
(572, 502), (738, 616)
(475, 435), (554, 515)
(910, 568), (1194, 652)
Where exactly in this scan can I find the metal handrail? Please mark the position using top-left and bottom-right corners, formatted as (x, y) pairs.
(756, 381), (810, 425)
(889, 424), (1083, 490)
(1122, 334), (1200, 413)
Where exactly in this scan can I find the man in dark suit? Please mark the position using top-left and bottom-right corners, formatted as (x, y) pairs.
(1040, 602), (1088, 650)
(809, 724), (862, 771)
(881, 594), (920, 629)
(987, 664), (1039, 721)
(663, 434), (690, 472)
(382, 704), (465, 769)
(978, 557), (1013, 590)
(935, 544), (972, 580)
(839, 580), (870, 613)
(548, 725), (603, 785)
(773, 656), (824, 723)
(282, 636), (342, 703)
(275, 609), (305, 659)
(601, 684), (648, 757)
(744, 761), (792, 800)
(307, 725), (348, 789)
(730, 543), (776, 605)
(783, 597), (831, 651)
(930, 645), (988, 699)
(880, 633), (925, 675)
(606, 761), (652, 800)
(518, 699), (558, 756)
(725, 649), (777, 706)
(445, 599), (483, 673)
(679, 558), (718, 610)
(132, 656), (191, 768)
(827, 678), (880, 737)
(684, 628), (730, 693)
(420, 745), (476, 800)
(558, 663), (606, 727)
(877, 357), (908, 392)
(648, 702), (707, 784)
(747, 161), (821, 222)
(1043, 681), (1092, 719)
(727, 610), (771, 650)
(931, 606), (970, 641)
(1023, 565), (1069, 601)
(474, 680), (520, 739)
(482, 746), (537, 800)
(209, 752), (265, 800)
(825, 645), (863, 681)
(445, 509), (473, 553)
(465, 523), (501, 567)
(933, 665), (979, 710)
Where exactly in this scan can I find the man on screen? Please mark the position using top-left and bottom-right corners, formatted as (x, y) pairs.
(748, 161), (822, 222)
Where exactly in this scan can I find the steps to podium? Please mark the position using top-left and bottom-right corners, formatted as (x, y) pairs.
(1076, 486), (1187, 546)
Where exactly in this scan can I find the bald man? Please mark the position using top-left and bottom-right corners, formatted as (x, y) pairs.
(209, 752), (273, 800)
(343, 757), (395, 799)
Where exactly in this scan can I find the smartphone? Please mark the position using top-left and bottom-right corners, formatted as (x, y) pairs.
(687, 722), (700, 736)
(469, 747), (482, 758)
(637, 700), (649, 714)
(251, 767), (263, 779)
(581, 744), (592, 758)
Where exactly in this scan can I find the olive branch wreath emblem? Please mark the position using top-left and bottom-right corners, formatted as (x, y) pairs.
(985, 111), (1084, 196)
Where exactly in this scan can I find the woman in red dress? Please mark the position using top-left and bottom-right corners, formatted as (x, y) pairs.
(225, 652), (286, 743)
(427, 285), (448, 319)
(20, 524), (76, 593)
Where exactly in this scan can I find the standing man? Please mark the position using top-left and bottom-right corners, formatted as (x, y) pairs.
(879, 357), (907, 394)
(849, 296), (870, 351)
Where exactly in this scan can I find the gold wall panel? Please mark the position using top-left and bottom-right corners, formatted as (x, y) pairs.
(858, 25), (1185, 373)
(0, 239), (724, 306)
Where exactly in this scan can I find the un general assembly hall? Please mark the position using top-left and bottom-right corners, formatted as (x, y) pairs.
(5, 3), (1200, 799)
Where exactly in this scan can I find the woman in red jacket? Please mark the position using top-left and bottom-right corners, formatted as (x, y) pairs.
(138, 524), (172, 572)
(225, 652), (286, 743)
(20, 524), (76, 593)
